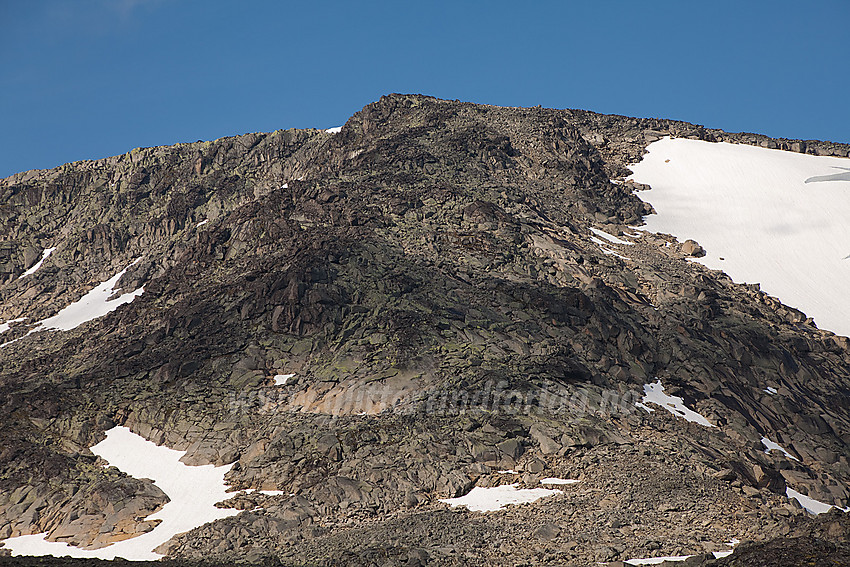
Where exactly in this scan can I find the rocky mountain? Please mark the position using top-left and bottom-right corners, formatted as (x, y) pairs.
(0, 94), (849, 566)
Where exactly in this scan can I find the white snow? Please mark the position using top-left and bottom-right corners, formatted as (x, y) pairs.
(439, 483), (561, 512)
(1, 426), (239, 560)
(0, 318), (26, 334)
(2, 260), (144, 348)
(273, 373), (295, 386)
(243, 488), (286, 496)
(539, 478), (580, 485)
(325, 126), (342, 134)
(638, 380), (715, 427)
(765, 386), (778, 394)
(19, 247), (57, 279)
(626, 556), (694, 565)
(196, 219), (209, 227)
(628, 137), (850, 338)
(497, 469), (518, 474)
(590, 227), (634, 245)
(786, 487), (849, 515)
(761, 437), (798, 461)
(591, 237), (630, 259)
(626, 539), (739, 565)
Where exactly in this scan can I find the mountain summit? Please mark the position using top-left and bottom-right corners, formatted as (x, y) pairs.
(1, 95), (849, 566)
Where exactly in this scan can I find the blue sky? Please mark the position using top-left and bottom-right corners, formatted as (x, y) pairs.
(1, 0), (848, 178)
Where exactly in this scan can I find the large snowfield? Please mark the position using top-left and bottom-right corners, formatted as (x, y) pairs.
(629, 137), (850, 338)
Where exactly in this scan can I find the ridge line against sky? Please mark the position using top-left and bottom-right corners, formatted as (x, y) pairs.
(1, 0), (848, 178)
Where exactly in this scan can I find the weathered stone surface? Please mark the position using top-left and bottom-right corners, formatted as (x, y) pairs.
(0, 95), (849, 565)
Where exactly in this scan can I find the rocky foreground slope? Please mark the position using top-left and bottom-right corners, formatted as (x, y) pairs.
(0, 95), (849, 566)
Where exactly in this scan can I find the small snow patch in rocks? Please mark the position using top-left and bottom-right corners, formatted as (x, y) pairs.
(638, 380), (714, 427)
(590, 227), (634, 246)
(439, 484), (561, 512)
(626, 555), (693, 565)
(325, 126), (342, 134)
(0, 318), (26, 334)
(786, 487), (850, 515)
(497, 469), (518, 474)
(765, 386), (778, 394)
(712, 538), (741, 559)
(626, 539), (739, 565)
(244, 489), (286, 496)
(19, 247), (57, 279)
(273, 373), (295, 386)
(762, 437), (798, 461)
(591, 237), (630, 259)
(539, 478), (579, 485)
(196, 219), (209, 227)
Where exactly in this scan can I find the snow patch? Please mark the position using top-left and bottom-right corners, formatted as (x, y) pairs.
(638, 380), (714, 427)
(765, 386), (778, 394)
(626, 555), (693, 565)
(2, 259), (144, 348)
(439, 484), (561, 512)
(1, 426), (238, 560)
(243, 488), (286, 497)
(539, 478), (580, 485)
(19, 247), (56, 279)
(628, 137), (850, 338)
(196, 219), (209, 227)
(786, 487), (849, 515)
(590, 227), (634, 245)
(626, 539), (739, 565)
(273, 373), (295, 386)
(761, 437), (798, 461)
(591, 237), (630, 259)
(325, 126), (342, 134)
(0, 318), (26, 335)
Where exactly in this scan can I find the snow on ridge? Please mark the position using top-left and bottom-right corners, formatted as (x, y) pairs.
(19, 247), (57, 279)
(325, 126), (342, 134)
(628, 137), (850, 338)
(1, 426), (239, 560)
(636, 380), (714, 427)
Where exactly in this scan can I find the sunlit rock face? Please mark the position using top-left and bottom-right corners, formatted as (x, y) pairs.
(1, 95), (850, 565)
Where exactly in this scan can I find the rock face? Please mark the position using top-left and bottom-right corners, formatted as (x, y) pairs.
(0, 94), (849, 565)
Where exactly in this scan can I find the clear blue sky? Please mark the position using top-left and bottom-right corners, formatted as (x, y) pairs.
(2, 0), (848, 178)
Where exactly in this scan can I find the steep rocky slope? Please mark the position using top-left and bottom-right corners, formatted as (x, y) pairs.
(0, 95), (849, 566)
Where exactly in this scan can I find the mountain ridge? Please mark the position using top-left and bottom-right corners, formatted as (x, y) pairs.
(1, 94), (849, 566)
